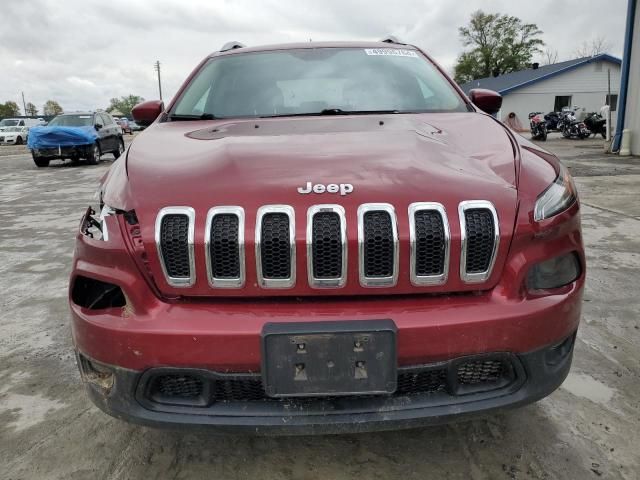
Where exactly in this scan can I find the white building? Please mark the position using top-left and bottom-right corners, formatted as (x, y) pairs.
(460, 54), (622, 129)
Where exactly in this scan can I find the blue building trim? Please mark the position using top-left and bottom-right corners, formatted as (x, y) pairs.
(613, 0), (637, 152)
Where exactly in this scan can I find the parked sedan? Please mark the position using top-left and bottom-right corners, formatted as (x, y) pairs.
(28, 112), (125, 167)
(0, 126), (29, 145)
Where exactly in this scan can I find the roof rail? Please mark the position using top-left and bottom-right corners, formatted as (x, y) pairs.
(220, 41), (246, 52)
(380, 36), (405, 45)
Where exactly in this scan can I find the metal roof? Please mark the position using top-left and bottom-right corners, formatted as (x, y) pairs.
(459, 54), (622, 95)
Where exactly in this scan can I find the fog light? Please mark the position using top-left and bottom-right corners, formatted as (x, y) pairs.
(527, 252), (581, 290)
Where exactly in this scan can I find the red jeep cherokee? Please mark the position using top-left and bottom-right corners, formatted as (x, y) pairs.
(70, 40), (584, 434)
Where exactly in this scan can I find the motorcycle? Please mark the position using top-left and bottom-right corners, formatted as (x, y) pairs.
(528, 112), (548, 141)
(544, 111), (561, 131)
(558, 109), (591, 139)
(583, 112), (607, 138)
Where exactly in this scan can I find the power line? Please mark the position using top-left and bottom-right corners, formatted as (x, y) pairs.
(153, 60), (163, 101)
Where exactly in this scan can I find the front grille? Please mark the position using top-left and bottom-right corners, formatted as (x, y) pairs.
(144, 356), (516, 407)
(362, 209), (395, 279)
(459, 201), (499, 283)
(209, 214), (240, 278)
(260, 213), (292, 279)
(414, 210), (446, 276)
(155, 201), (500, 289)
(464, 209), (495, 273)
(159, 214), (190, 278)
(312, 212), (342, 279)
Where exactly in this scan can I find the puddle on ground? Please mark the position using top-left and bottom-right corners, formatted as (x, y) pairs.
(562, 373), (615, 406)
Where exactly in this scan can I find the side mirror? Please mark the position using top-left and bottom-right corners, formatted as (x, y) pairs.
(469, 88), (502, 115)
(95, 123), (103, 130)
(132, 100), (164, 127)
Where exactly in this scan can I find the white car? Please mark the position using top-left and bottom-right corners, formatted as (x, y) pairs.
(0, 126), (29, 145)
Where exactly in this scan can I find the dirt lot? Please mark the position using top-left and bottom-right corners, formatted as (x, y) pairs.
(1, 134), (639, 479)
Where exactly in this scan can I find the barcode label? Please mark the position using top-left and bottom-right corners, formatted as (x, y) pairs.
(364, 48), (419, 58)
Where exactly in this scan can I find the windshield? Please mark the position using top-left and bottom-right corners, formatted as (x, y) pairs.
(0, 119), (19, 127)
(172, 48), (467, 119)
(48, 115), (93, 127)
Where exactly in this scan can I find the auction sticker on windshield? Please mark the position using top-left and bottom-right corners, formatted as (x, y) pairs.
(364, 48), (418, 57)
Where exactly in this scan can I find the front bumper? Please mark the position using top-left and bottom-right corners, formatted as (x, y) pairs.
(78, 334), (576, 434)
(32, 144), (92, 159)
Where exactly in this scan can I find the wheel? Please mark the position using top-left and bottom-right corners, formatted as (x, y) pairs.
(113, 138), (125, 158)
(16, 136), (23, 145)
(600, 131), (606, 139)
(541, 129), (547, 141)
(562, 127), (571, 138)
(32, 153), (50, 168)
(85, 143), (101, 165)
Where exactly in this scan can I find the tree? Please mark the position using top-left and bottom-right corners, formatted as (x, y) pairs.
(573, 37), (611, 58)
(43, 100), (63, 116)
(107, 95), (145, 118)
(26, 102), (38, 116)
(0, 101), (21, 117)
(454, 10), (544, 84)
(542, 48), (559, 65)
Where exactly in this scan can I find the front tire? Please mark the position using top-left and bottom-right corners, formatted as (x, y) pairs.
(32, 153), (50, 168)
(16, 136), (23, 145)
(86, 143), (101, 165)
(113, 138), (125, 158)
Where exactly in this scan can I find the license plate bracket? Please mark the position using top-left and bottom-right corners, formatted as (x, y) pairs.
(261, 320), (397, 398)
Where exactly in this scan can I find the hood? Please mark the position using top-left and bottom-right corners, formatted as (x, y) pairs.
(27, 125), (98, 149)
(119, 112), (519, 298)
(126, 113), (516, 211)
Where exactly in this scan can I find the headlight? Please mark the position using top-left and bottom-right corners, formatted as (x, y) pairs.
(92, 188), (118, 241)
(99, 204), (117, 241)
(526, 252), (581, 290)
(534, 164), (577, 221)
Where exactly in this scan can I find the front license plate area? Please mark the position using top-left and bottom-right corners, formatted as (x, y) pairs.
(261, 320), (397, 398)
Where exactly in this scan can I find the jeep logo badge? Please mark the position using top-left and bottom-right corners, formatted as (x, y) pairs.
(297, 182), (354, 196)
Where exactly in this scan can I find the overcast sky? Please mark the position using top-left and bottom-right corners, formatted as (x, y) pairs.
(1, 0), (628, 114)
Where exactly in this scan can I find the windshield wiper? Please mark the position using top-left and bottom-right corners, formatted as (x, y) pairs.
(318, 108), (400, 115)
(260, 109), (401, 118)
(168, 113), (216, 121)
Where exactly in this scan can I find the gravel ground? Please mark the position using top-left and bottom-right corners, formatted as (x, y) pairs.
(1, 134), (639, 479)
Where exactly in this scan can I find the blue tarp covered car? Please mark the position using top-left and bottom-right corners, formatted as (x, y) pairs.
(29, 112), (124, 168)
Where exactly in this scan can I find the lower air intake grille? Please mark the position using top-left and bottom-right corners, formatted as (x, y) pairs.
(261, 213), (291, 279)
(155, 374), (204, 398)
(464, 209), (495, 273)
(414, 210), (446, 276)
(457, 359), (505, 385)
(312, 212), (343, 279)
(160, 214), (190, 278)
(363, 210), (394, 278)
(209, 214), (240, 278)
(143, 355), (517, 407)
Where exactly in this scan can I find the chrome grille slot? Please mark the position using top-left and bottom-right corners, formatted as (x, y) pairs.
(155, 207), (195, 287)
(459, 201), (499, 283)
(307, 205), (347, 288)
(256, 205), (295, 288)
(358, 204), (398, 287)
(409, 203), (450, 285)
(205, 207), (245, 288)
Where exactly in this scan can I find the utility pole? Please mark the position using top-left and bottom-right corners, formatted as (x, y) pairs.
(21, 92), (27, 116)
(154, 61), (163, 101)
